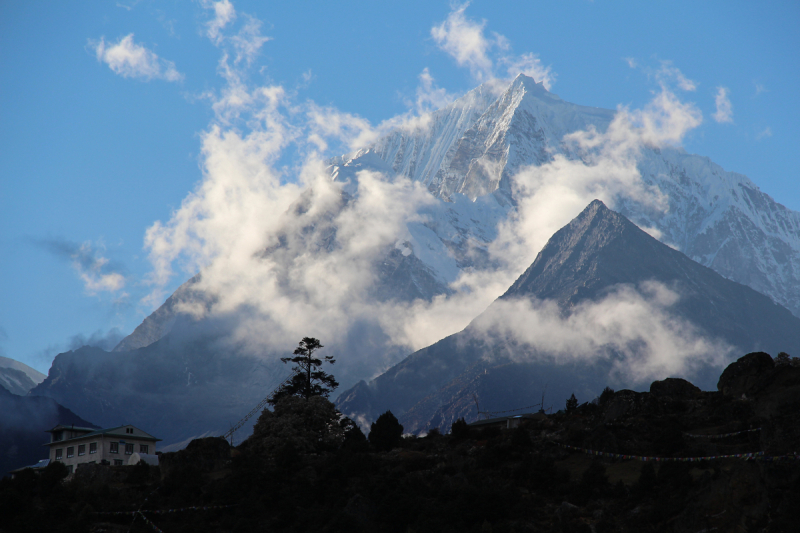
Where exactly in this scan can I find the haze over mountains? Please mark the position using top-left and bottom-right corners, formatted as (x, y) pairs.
(27, 74), (800, 447)
(0, 356), (45, 396)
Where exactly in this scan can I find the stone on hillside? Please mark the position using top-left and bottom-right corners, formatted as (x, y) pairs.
(649, 378), (701, 400)
(717, 352), (775, 397)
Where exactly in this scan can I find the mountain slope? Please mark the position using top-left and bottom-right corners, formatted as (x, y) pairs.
(337, 200), (800, 433)
(32, 326), (290, 448)
(0, 356), (46, 396)
(1, 386), (97, 476)
(354, 74), (800, 319)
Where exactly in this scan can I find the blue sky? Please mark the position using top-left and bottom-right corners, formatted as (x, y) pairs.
(1, 0), (798, 374)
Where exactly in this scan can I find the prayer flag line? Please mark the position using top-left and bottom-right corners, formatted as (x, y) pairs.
(550, 442), (798, 462)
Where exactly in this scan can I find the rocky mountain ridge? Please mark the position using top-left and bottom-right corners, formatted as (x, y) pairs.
(337, 200), (800, 433)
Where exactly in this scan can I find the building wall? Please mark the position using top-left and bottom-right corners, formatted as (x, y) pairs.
(49, 435), (156, 473)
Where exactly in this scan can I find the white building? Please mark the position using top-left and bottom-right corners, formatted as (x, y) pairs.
(45, 424), (161, 475)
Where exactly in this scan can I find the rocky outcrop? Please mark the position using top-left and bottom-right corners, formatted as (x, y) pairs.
(717, 351), (775, 397)
(650, 377), (701, 400)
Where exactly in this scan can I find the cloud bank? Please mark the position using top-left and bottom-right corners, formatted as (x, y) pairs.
(91, 34), (183, 82)
(473, 282), (732, 385)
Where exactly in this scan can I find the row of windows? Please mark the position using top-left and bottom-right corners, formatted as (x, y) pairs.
(54, 442), (148, 459)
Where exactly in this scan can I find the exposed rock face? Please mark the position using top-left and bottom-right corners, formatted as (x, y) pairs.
(112, 274), (208, 352)
(504, 201), (800, 351)
(338, 201), (800, 432)
(649, 377), (701, 400)
(717, 352), (776, 397)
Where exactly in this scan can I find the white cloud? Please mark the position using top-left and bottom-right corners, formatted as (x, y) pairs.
(204, 0), (236, 45)
(756, 127), (772, 139)
(39, 238), (127, 295)
(413, 68), (453, 114)
(431, 3), (495, 82)
(713, 86), (733, 123)
(754, 83), (767, 97)
(488, 85), (701, 277)
(656, 61), (696, 91)
(472, 282), (732, 384)
(502, 53), (556, 91)
(91, 34), (183, 82)
(624, 57), (637, 69)
(431, 3), (556, 90)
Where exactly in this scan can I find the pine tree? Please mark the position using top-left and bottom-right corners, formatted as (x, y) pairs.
(269, 337), (339, 405)
(368, 411), (403, 451)
(566, 393), (578, 413)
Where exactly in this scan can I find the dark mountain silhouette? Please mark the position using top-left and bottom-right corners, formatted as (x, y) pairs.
(337, 200), (800, 433)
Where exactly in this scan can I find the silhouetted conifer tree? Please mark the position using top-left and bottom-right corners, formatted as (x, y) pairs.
(269, 337), (338, 405)
(368, 411), (403, 451)
(566, 393), (578, 413)
(451, 417), (470, 439)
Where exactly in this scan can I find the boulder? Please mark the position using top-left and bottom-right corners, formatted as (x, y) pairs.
(649, 378), (701, 400)
(717, 352), (775, 397)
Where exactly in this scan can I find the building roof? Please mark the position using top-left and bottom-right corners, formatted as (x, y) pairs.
(8, 459), (50, 475)
(467, 413), (548, 427)
(46, 425), (97, 434)
(45, 425), (161, 445)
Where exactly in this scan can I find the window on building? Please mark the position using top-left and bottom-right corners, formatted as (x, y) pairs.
(78, 444), (85, 456)
(55, 448), (63, 460)
(140, 444), (149, 454)
(89, 442), (97, 454)
(67, 447), (74, 458)
(125, 443), (134, 455)
(53, 431), (63, 442)
(110, 442), (119, 454)
(67, 465), (73, 474)
(114, 459), (123, 466)
(126, 428), (133, 434)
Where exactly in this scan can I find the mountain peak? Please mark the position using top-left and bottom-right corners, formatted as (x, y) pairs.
(505, 72), (560, 101)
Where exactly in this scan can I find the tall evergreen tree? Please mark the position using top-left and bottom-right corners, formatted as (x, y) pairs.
(368, 411), (403, 451)
(566, 393), (578, 413)
(269, 337), (338, 405)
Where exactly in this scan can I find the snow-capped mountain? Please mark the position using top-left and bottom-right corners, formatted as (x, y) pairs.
(330, 74), (800, 319)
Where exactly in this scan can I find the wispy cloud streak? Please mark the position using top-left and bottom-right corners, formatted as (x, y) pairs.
(713, 86), (733, 123)
(90, 34), (183, 82)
